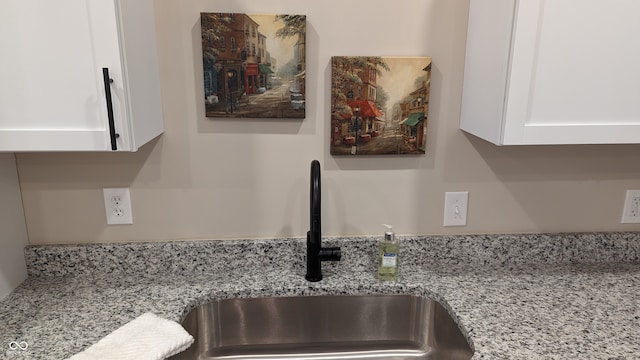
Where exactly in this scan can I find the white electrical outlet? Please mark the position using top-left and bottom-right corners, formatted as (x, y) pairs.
(444, 191), (468, 226)
(621, 189), (640, 224)
(103, 188), (133, 225)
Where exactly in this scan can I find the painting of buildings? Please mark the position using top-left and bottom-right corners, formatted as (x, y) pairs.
(330, 56), (432, 155)
(201, 13), (306, 118)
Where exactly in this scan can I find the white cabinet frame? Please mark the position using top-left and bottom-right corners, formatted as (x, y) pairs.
(460, 0), (640, 145)
(0, 0), (163, 152)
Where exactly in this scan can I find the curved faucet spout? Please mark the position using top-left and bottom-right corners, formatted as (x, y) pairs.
(305, 160), (340, 282)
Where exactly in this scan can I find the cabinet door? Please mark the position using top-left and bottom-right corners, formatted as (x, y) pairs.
(0, 0), (124, 151)
(461, 0), (640, 145)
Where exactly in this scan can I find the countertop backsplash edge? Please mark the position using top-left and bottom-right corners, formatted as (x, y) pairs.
(23, 232), (640, 277)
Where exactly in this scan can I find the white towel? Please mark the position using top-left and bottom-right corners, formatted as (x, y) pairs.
(67, 312), (194, 360)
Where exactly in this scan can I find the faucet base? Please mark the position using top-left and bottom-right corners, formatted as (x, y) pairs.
(305, 274), (322, 282)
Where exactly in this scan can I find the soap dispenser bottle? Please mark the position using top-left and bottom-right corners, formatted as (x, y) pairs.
(377, 224), (399, 281)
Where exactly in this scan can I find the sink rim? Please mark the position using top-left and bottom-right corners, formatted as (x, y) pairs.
(171, 292), (475, 360)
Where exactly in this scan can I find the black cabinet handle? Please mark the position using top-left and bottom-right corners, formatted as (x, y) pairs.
(102, 68), (119, 150)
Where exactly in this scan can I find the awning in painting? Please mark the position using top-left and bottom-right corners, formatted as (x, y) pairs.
(258, 64), (273, 74)
(347, 100), (384, 118)
(401, 112), (425, 127)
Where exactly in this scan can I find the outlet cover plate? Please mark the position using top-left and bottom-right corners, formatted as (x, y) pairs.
(103, 188), (133, 225)
(621, 189), (640, 224)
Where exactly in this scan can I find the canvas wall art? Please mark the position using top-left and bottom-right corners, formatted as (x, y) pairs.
(201, 13), (306, 118)
(330, 56), (432, 155)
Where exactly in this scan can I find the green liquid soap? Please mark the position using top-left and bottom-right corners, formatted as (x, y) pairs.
(377, 224), (399, 281)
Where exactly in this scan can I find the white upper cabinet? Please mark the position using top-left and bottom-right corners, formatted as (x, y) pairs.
(0, 0), (163, 151)
(460, 0), (640, 145)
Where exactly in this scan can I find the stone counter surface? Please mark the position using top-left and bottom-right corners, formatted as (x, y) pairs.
(1, 233), (639, 359)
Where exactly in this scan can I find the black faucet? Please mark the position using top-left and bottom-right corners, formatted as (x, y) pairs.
(305, 160), (341, 282)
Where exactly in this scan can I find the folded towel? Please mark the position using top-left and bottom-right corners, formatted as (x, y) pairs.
(67, 312), (194, 360)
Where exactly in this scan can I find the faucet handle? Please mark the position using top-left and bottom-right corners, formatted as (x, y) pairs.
(319, 247), (341, 262)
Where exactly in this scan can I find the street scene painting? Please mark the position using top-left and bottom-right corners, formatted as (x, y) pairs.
(201, 13), (306, 118)
(331, 56), (432, 155)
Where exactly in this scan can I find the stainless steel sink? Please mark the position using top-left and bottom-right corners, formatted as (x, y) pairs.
(170, 294), (473, 360)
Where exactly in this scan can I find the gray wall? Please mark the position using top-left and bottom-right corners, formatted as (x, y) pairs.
(14, 0), (640, 245)
(0, 153), (28, 298)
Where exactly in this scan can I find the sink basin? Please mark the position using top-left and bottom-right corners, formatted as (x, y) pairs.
(170, 294), (473, 360)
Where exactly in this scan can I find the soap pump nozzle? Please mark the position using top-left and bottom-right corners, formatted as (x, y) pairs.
(381, 224), (394, 241)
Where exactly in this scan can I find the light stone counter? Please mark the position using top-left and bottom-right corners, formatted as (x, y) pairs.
(1, 233), (639, 359)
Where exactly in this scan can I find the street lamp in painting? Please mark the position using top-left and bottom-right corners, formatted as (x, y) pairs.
(226, 70), (235, 114)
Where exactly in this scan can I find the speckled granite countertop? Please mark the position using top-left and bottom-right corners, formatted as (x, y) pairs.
(1, 233), (639, 359)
